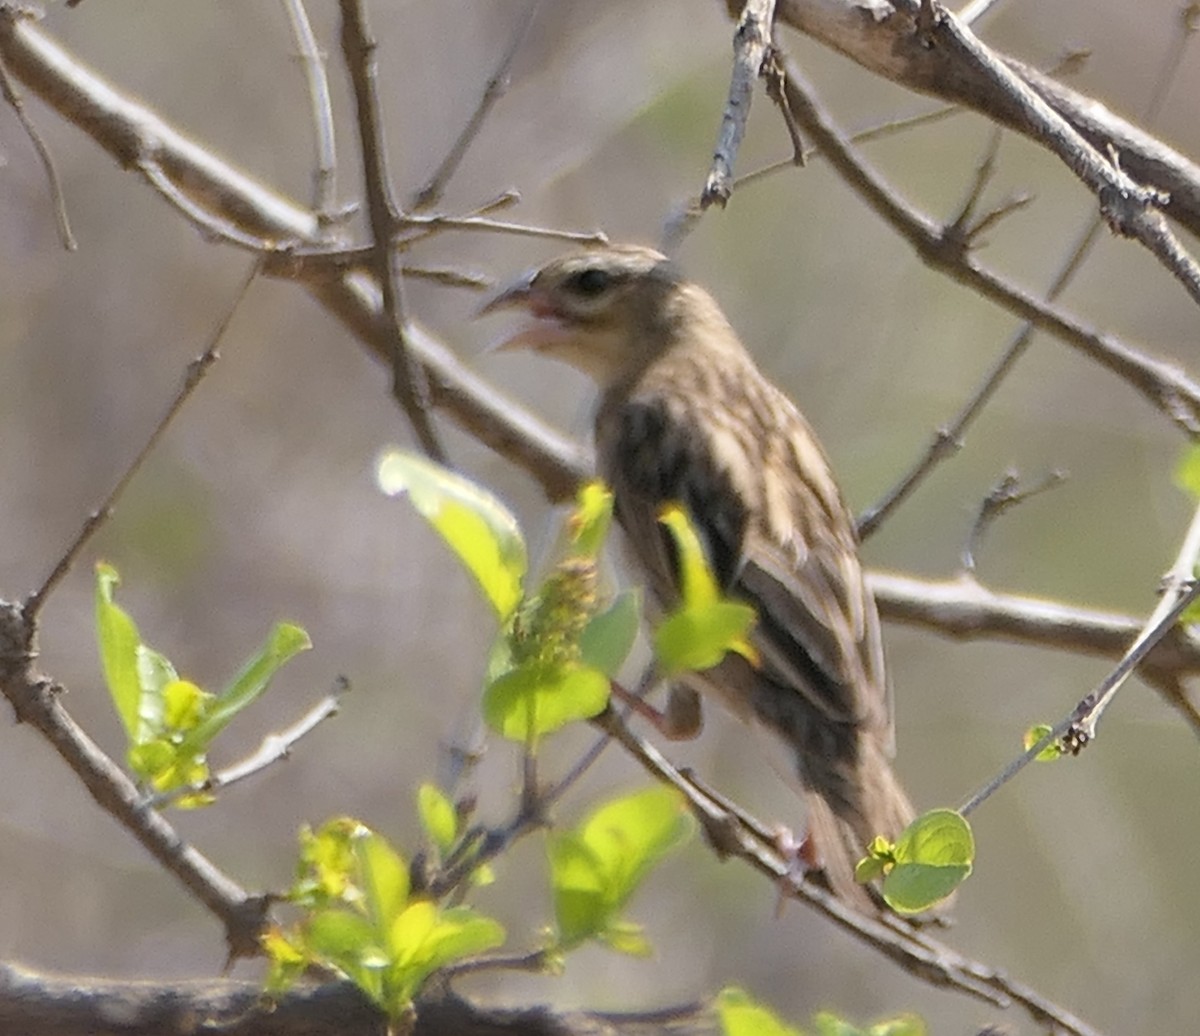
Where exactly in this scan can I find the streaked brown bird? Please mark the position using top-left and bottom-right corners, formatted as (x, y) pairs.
(481, 244), (912, 909)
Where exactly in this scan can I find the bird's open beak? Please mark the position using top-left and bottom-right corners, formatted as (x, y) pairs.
(476, 271), (536, 319)
(476, 272), (571, 355)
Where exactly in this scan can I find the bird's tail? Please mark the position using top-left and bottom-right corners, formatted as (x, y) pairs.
(803, 738), (915, 912)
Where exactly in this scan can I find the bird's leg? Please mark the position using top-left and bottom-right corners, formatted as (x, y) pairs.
(609, 675), (704, 741)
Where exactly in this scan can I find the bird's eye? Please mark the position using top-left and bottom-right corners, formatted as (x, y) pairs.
(565, 267), (613, 297)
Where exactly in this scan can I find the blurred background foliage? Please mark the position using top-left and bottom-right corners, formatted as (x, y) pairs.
(0, 1), (1197, 1033)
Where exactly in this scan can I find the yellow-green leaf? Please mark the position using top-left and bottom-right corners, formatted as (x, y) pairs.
(417, 783), (459, 854)
(1023, 723), (1063, 761)
(483, 662), (609, 742)
(378, 449), (526, 620)
(716, 987), (802, 1036)
(658, 504), (718, 606)
(654, 600), (757, 675)
(569, 480), (614, 558)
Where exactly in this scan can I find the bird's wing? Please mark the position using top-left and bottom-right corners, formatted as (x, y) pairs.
(599, 390), (891, 740)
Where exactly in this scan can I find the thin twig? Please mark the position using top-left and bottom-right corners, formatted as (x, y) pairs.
(280, 0), (340, 225)
(26, 260), (262, 616)
(702, 0), (776, 208)
(149, 679), (347, 809)
(411, 0), (543, 211)
(338, 0), (446, 463)
(1071, 502), (1200, 739)
(961, 469), (1066, 573)
(959, 576), (1200, 817)
(0, 47), (74, 249)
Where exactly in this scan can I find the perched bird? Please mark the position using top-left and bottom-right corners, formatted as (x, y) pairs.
(481, 245), (912, 909)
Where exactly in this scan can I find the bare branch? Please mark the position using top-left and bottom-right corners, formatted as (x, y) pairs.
(411, 0), (543, 211)
(0, 605), (268, 961)
(280, 0), (341, 224)
(26, 260), (260, 615)
(703, 0), (778, 208)
(339, 0), (447, 463)
(0, 46), (74, 249)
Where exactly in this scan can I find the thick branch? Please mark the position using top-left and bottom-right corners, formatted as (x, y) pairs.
(0, 962), (715, 1036)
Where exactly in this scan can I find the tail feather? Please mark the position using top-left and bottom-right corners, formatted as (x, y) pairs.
(804, 737), (915, 912)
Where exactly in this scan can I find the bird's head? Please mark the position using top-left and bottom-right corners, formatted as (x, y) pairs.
(478, 245), (687, 387)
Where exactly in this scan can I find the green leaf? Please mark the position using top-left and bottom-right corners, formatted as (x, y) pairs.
(378, 449), (527, 620)
(94, 563), (177, 744)
(548, 786), (693, 951)
(354, 828), (411, 935)
(483, 662), (609, 742)
(881, 809), (973, 914)
(386, 903), (505, 1007)
(95, 563), (144, 740)
(307, 908), (384, 995)
(568, 480), (614, 558)
(162, 679), (211, 732)
(546, 833), (609, 949)
(658, 504), (719, 605)
(1175, 443), (1200, 499)
(417, 783), (459, 854)
(654, 600), (757, 675)
(1023, 723), (1063, 761)
(716, 987), (802, 1036)
(579, 590), (641, 677)
(598, 919), (653, 957)
(180, 622), (310, 754)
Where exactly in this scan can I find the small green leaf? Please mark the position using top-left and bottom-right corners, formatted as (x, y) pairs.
(599, 920), (653, 957)
(417, 783), (459, 854)
(95, 563), (143, 740)
(658, 504), (719, 605)
(354, 828), (410, 935)
(716, 987), (802, 1036)
(1023, 723), (1063, 761)
(378, 449), (527, 620)
(1175, 443), (1200, 499)
(94, 563), (177, 744)
(882, 809), (973, 914)
(548, 786), (693, 952)
(654, 600), (757, 675)
(162, 679), (211, 732)
(181, 622), (310, 754)
(483, 662), (609, 742)
(579, 590), (641, 677)
(547, 833), (609, 949)
(568, 481), (614, 558)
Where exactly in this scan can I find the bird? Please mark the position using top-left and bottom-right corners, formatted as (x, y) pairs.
(480, 244), (913, 909)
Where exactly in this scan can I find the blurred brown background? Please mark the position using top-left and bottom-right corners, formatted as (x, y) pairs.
(1, 1), (1197, 1033)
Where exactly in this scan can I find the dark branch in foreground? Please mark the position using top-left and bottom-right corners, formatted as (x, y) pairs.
(0, 962), (716, 1036)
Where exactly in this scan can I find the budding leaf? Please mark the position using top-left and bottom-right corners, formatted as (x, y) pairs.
(715, 987), (801, 1036)
(1023, 723), (1064, 761)
(378, 449), (526, 621)
(569, 480), (615, 558)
